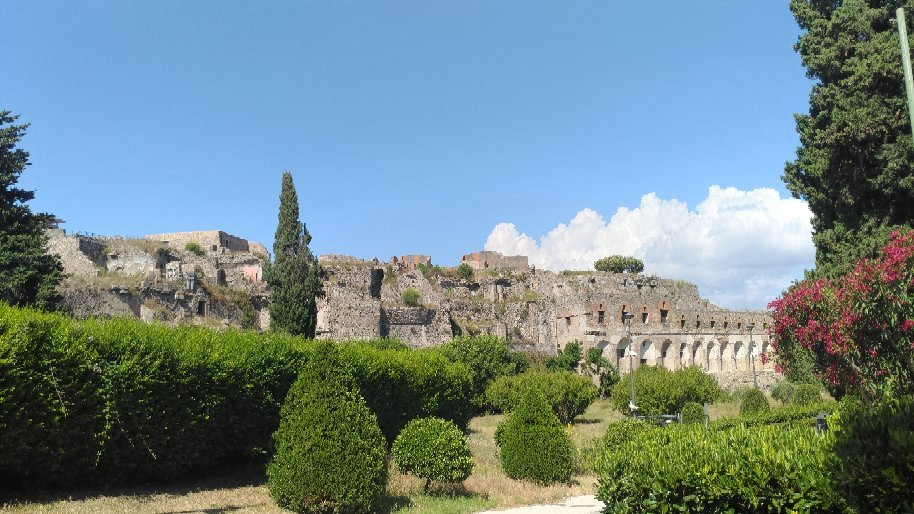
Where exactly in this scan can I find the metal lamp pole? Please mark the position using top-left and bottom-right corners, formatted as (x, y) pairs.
(623, 312), (637, 415)
(747, 323), (758, 389)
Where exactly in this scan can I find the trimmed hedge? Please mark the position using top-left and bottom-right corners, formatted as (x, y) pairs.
(596, 423), (845, 513)
(793, 383), (822, 406)
(712, 403), (835, 431)
(392, 417), (473, 490)
(485, 370), (598, 424)
(267, 343), (387, 514)
(0, 304), (473, 486)
(495, 389), (574, 485)
(830, 397), (914, 512)
(610, 366), (722, 415)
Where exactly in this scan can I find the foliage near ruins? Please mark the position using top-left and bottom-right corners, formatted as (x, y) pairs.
(437, 335), (528, 410)
(739, 388), (770, 416)
(485, 370), (598, 424)
(495, 389), (574, 485)
(0, 303), (473, 486)
(267, 342), (387, 514)
(609, 366), (722, 415)
(264, 172), (323, 337)
(401, 287), (421, 307)
(0, 111), (63, 311)
(785, 1), (914, 278)
(593, 255), (644, 274)
(596, 423), (844, 513)
(769, 229), (914, 401)
(392, 417), (473, 491)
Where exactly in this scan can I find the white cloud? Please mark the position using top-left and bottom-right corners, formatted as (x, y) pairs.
(484, 186), (814, 309)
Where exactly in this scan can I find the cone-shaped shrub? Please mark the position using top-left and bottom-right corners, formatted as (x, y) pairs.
(739, 388), (770, 416)
(267, 342), (387, 514)
(393, 417), (473, 491)
(495, 388), (573, 485)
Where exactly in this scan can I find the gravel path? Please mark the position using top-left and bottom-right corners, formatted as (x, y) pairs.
(476, 495), (605, 513)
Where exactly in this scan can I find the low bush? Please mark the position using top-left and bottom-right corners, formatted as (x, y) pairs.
(713, 402), (835, 431)
(770, 380), (796, 404)
(485, 370), (598, 424)
(793, 383), (822, 406)
(184, 241), (205, 256)
(456, 263), (474, 280)
(609, 366), (722, 415)
(739, 388), (770, 416)
(495, 389), (574, 485)
(401, 288), (421, 307)
(437, 335), (527, 410)
(831, 397), (914, 512)
(393, 417), (473, 491)
(0, 303), (473, 486)
(596, 423), (844, 513)
(602, 418), (657, 449)
(267, 343), (387, 514)
(680, 401), (705, 424)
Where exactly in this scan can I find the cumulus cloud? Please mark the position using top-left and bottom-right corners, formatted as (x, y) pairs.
(484, 186), (814, 309)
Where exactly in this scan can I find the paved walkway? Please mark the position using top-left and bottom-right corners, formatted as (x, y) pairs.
(477, 495), (605, 513)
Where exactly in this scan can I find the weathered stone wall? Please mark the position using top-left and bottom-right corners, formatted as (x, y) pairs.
(145, 230), (250, 253)
(461, 250), (529, 271)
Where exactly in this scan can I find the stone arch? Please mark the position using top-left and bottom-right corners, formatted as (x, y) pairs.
(692, 342), (704, 369)
(734, 341), (749, 371)
(660, 339), (675, 370)
(761, 340), (773, 370)
(720, 341), (734, 371)
(705, 340), (718, 371)
(640, 339), (657, 366)
(616, 337), (633, 373)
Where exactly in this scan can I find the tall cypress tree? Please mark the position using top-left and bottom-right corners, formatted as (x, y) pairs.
(785, 0), (914, 278)
(0, 111), (63, 310)
(264, 171), (323, 336)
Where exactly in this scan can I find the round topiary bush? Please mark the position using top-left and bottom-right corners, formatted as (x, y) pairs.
(680, 401), (705, 424)
(791, 383), (821, 406)
(495, 388), (574, 485)
(739, 388), (770, 416)
(267, 342), (388, 514)
(393, 417), (473, 491)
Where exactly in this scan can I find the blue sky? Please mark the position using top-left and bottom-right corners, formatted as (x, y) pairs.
(3, 2), (815, 308)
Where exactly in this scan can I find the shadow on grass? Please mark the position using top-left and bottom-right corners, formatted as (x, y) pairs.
(0, 462), (267, 508)
(573, 417), (603, 425)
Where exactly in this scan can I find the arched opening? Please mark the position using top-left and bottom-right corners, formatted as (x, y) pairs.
(720, 342), (734, 371)
(735, 341), (749, 371)
(706, 341), (717, 371)
(640, 340), (656, 366)
(616, 338), (632, 372)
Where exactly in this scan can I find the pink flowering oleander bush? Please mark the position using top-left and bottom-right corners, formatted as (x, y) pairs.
(768, 229), (914, 400)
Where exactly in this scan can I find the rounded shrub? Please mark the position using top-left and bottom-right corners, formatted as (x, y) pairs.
(680, 401), (705, 424)
(739, 388), (770, 416)
(610, 366), (722, 415)
(267, 342), (387, 514)
(791, 383), (821, 406)
(393, 417), (473, 491)
(495, 388), (574, 485)
(770, 380), (796, 404)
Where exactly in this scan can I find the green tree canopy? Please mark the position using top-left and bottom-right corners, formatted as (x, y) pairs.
(264, 171), (323, 337)
(0, 111), (62, 310)
(594, 255), (644, 274)
(785, 0), (914, 278)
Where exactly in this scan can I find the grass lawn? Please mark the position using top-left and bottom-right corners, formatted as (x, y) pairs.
(0, 399), (622, 514)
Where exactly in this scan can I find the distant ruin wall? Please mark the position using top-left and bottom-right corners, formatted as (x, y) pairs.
(145, 230), (250, 253)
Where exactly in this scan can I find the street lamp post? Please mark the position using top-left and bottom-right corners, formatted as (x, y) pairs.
(746, 323), (758, 389)
(623, 312), (637, 414)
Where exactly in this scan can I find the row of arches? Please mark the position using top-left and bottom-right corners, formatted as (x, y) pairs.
(604, 337), (773, 373)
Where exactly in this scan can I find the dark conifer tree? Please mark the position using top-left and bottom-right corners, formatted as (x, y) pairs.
(785, 1), (914, 277)
(264, 171), (323, 336)
(0, 111), (63, 310)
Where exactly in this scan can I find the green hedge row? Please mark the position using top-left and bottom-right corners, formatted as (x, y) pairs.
(485, 370), (598, 424)
(610, 365), (722, 415)
(596, 423), (845, 513)
(0, 304), (472, 487)
(712, 403), (835, 431)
